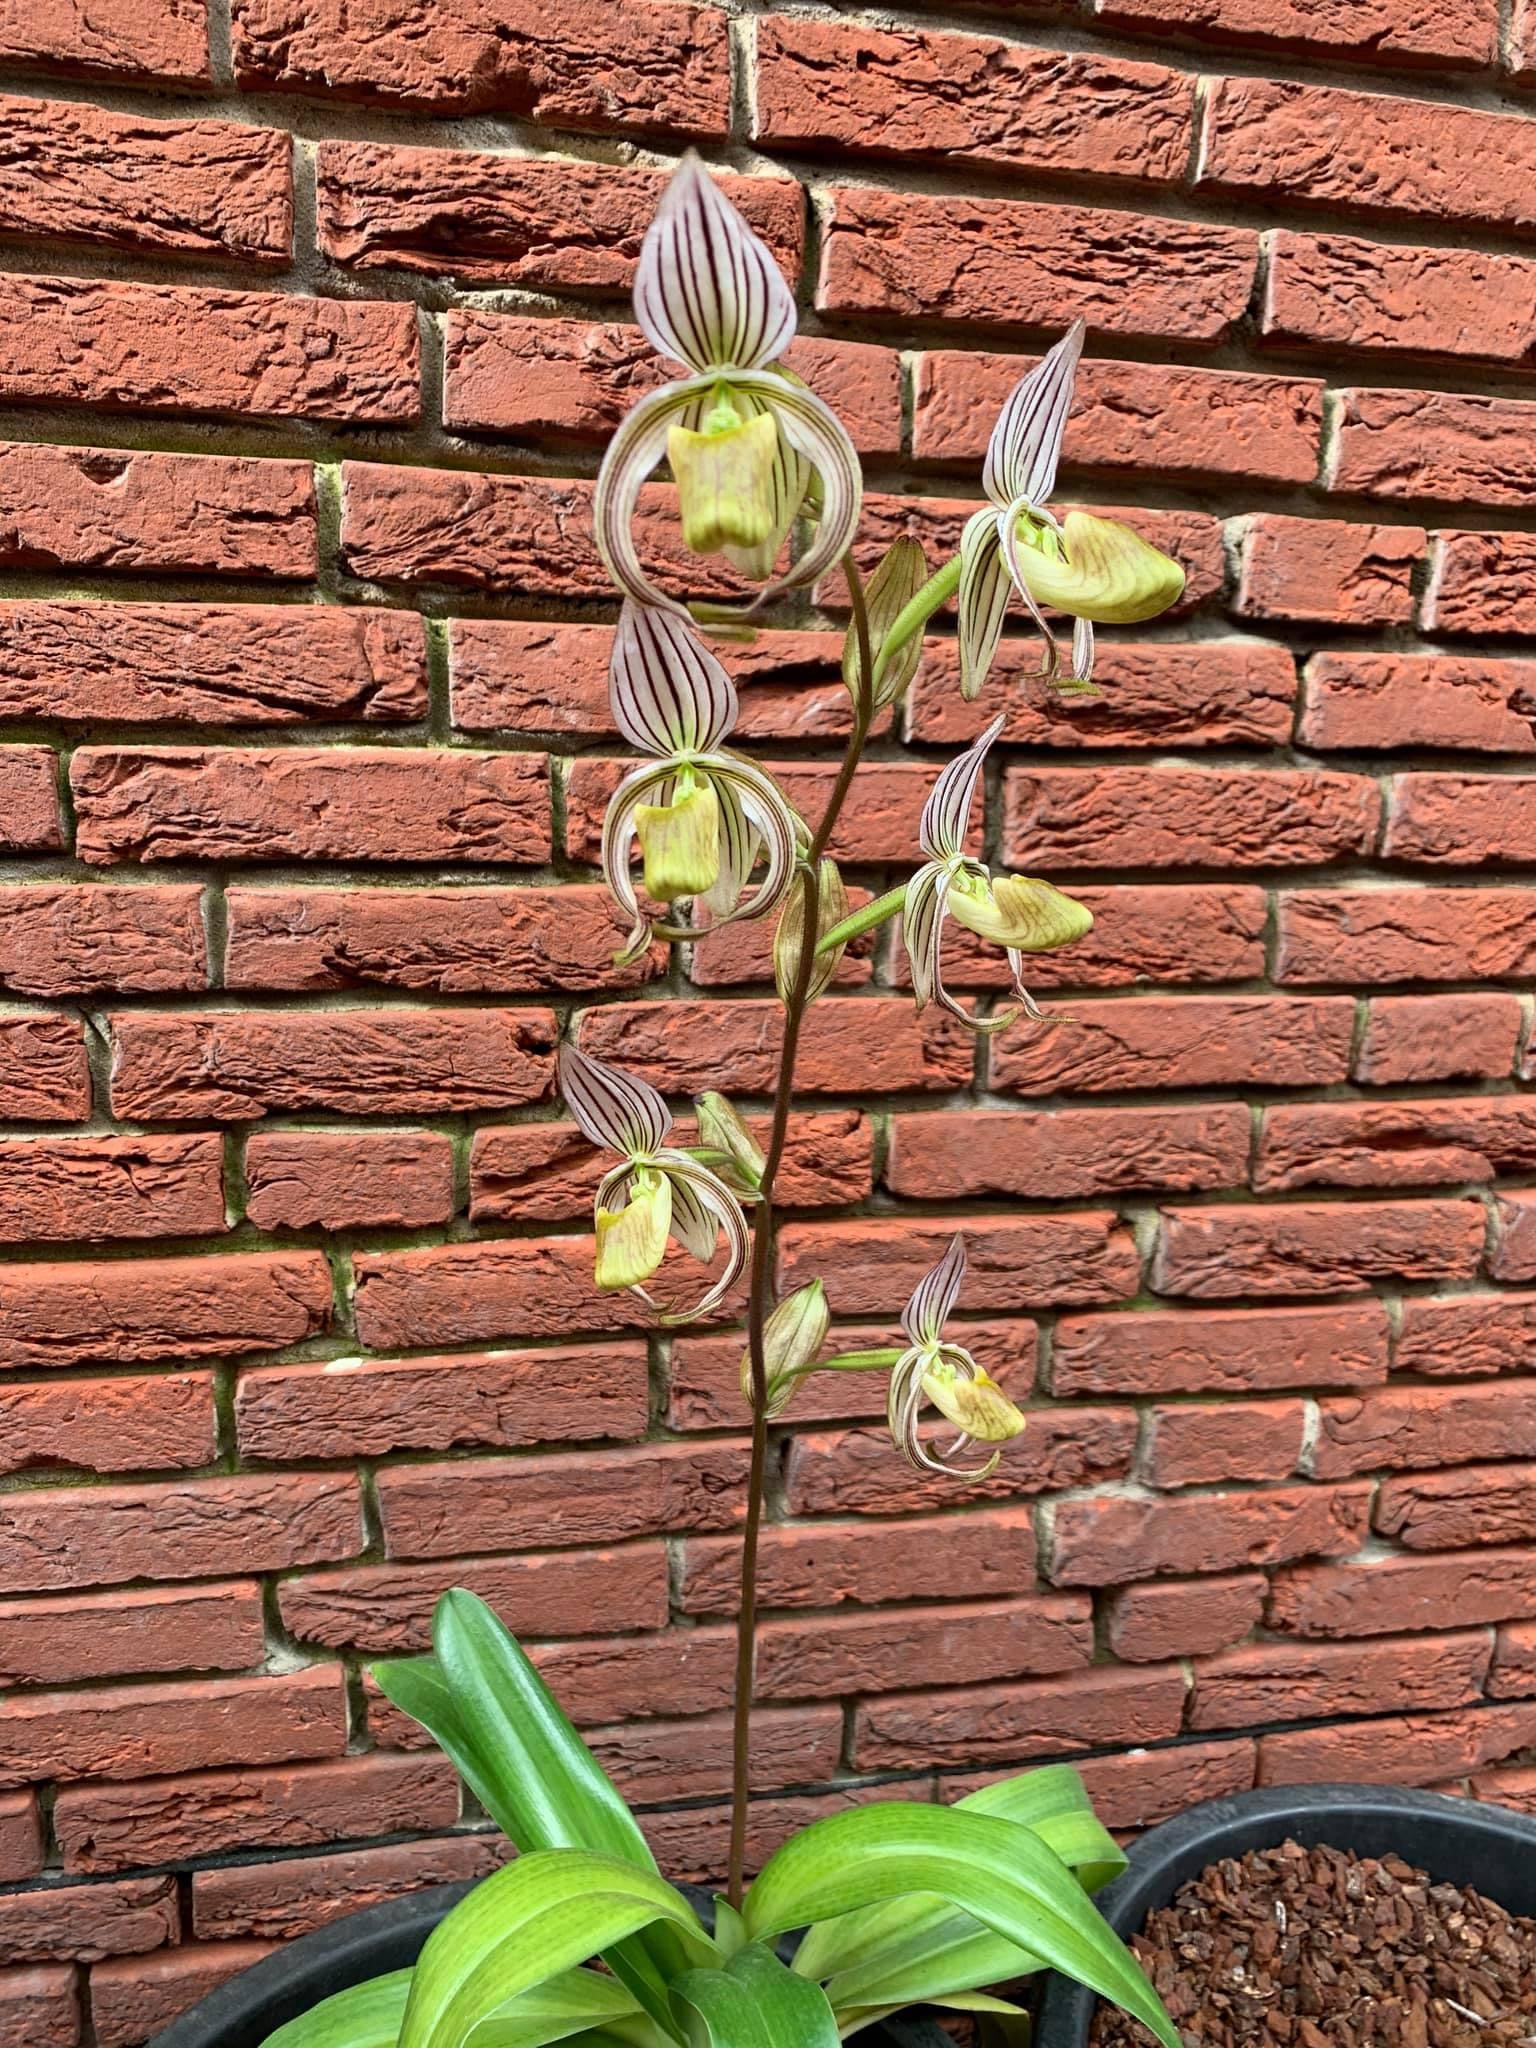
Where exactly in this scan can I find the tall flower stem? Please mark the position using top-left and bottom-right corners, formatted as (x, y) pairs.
(727, 555), (875, 1906)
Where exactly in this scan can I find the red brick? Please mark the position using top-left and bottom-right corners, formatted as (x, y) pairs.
(1279, 888), (1536, 984)
(755, 1597), (1092, 1701)
(784, 1416), (1136, 1518)
(354, 1234), (665, 1349)
(225, 883), (654, 995)
(1387, 773), (1536, 864)
(1259, 1097), (1536, 1191)
(1144, 1400), (1306, 1487)
(1053, 1303), (1389, 1396)
(1106, 1576), (1267, 1662)
(1050, 1484), (1370, 1587)
(445, 317), (899, 457)
(0, 95), (288, 263)
(0, 1473), (356, 1593)
(0, 884), (205, 999)
(0, 1134), (224, 1244)
(1259, 1702), (1536, 1789)
(575, 999), (971, 1097)
(1269, 1549), (1536, 1638)
(1300, 652), (1536, 755)
(1092, 0), (1494, 61)
(0, 1962), (78, 2045)
(755, 17), (1190, 183)
(1425, 532), (1536, 637)
(0, 1792), (42, 1880)
(886, 1104), (1248, 1201)
(0, 1250), (330, 1371)
(0, 1373), (215, 1478)
(0, 1016), (89, 1121)
(819, 185), (1257, 341)
(243, 1130), (454, 1233)
(73, 746), (548, 867)
(1263, 234), (1536, 364)
(991, 995), (1353, 1097)
(1492, 1191), (1536, 1281)
(679, 1506), (1040, 1616)
(1378, 1463), (1536, 1551)
(914, 353), (1320, 484)
(1331, 390), (1536, 508)
(779, 1213), (1142, 1314)
(56, 1751), (458, 1875)
(90, 1944), (274, 2048)
(319, 146), (799, 287)
(667, 1317), (1037, 1433)
(110, 1008), (556, 1119)
(1469, 1763), (1536, 1809)
(1200, 79), (1536, 232)
(905, 639), (1299, 752)
(279, 1547), (667, 1653)
(1397, 1294), (1536, 1379)
(0, 442), (314, 580)
(1191, 1633), (1491, 1733)
(0, 1666), (346, 1789)
(1154, 1199), (1483, 1297)
(0, 1877), (176, 1965)
(233, 0), (727, 131)
(239, 1345), (649, 1462)
(590, 1707), (842, 1805)
(1066, 1740), (1257, 1831)
(1491, 1624), (1536, 1699)
(1237, 517), (1424, 628)
(0, 1584), (264, 1688)
(0, 747), (60, 852)
(0, 276), (417, 425)
(1357, 995), (1523, 1085)
(0, 602), (427, 727)
(0, 0), (208, 83)
(192, 1836), (502, 1942)
(379, 1441), (750, 1559)
(471, 1112), (871, 1222)
(854, 1666), (1187, 1771)
(1003, 763), (1377, 868)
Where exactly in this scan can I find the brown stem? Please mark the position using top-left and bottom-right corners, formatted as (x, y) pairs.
(726, 558), (875, 1907)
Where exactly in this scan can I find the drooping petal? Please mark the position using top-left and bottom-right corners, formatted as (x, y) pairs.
(593, 380), (699, 617)
(901, 859), (949, 1013)
(633, 153), (798, 376)
(651, 1152), (750, 1325)
(1069, 615), (1097, 692)
(698, 770), (757, 922)
(902, 1233), (967, 1348)
(593, 1163), (672, 1291)
(947, 870), (1094, 953)
(610, 600), (738, 757)
(561, 1043), (673, 1158)
(732, 372), (862, 606)
(1013, 508), (1186, 625)
(982, 319), (1085, 512)
(663, 1168), (720, 1263)
(600, 757), (677, 962)
(705, 755), (801, 926)
(998, 497), (1063, 685)
(956, 509), (1012, 704)
(919, 714), (1005, 863)
(921, 1342), (1027, 1444)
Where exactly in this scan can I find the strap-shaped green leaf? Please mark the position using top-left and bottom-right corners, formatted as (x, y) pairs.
(743, 1803), (1177, 2048)
(260, 1969), (411, 2047)
(399, 1849), (713, 2048)
(462, 1964), (659, 2048)
(670, 1943), (840, 2048)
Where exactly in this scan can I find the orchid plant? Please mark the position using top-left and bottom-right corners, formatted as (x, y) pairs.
(266, 156), (1186, 2048)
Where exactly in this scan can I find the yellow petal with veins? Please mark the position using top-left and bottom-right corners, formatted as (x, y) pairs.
(594, 1169), (672, 1291)
(1014, 508), (1184, 625)
(636, 779), (721, 903)
(923, 1365), (1027, 1444)
(668, 409), (780, 557)
(947, 871), (1093, 954)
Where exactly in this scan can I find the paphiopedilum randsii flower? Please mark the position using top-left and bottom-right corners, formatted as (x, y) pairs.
(602, 600), (805, 963)
(905, 713), (1093, 1033)
(889, 1236), (1026, 1477)
(560, 1044), (748, 1326)
(958, 319), (1185, 699)
(593, 152), (861, 617)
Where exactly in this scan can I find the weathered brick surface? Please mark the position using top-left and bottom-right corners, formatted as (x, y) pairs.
(0, 1373), (216, 1477)
(90, 1944), (274, 2047)
(1300, 654), (1536, 756)
(0, 1017), (90, 1122)
(0, 1584), (264, 1687)
(1331, 391), (1536, 507)
(1278, 889), (1536, 984)
(1236, 517), (1423, 628)
(991, 996), (1354, 1096)
(0, 1134), (224, 1243)
(1263, 235), (1536, 365)
(1092, 0), (1495, 61)
(0, 1961), (78, 2044)
(243, 1130), (454, 1232)
(0, 0), (209, 83)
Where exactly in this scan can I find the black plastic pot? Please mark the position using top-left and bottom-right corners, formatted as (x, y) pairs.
(149, 1876), (952, 2047)
(1034, 1781), (1536, 2048)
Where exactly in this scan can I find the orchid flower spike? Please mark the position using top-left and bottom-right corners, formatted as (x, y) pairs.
(904, 714), (1093, 1033)
(594, 153), (862, 617)
(560, 1044), (748, 1326)
(889, 1236), (1026, 1478)
(958, 320), (1185, 700)
(602, 600), (805, 963)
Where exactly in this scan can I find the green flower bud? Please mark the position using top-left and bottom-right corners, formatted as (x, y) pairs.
(742, 1278), (830, 1419)
(774, 859), (849, 1007)
(694, 1092), (765, 1194)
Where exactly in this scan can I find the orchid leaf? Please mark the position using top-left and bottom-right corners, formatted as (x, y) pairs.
(462, 1965), (656, 2048)
(260, 1969), (411, 2047)
(670, 1943), (840, 2048)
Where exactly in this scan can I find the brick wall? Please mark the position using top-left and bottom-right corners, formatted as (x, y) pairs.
(1, 0), (1535, 2038)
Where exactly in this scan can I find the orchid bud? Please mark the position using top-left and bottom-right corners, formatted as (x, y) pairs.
(946, 870), (1093, 953)
(694, 1092), (765, 1194)
(634, 778), (721, 902)
(774, 859), (849, 1007)
(921, 1357), (1027, 1444)
(1012, 508), (1184, 626)
(594, 1167), (672, 1291)
(667, 397), (781, 558)
(846, 537), (927, 711)
(741, 1278), (829, 1419)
